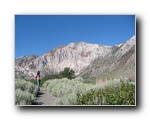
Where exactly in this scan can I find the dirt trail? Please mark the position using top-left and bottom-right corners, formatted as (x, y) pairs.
(33, 87), (56, 105)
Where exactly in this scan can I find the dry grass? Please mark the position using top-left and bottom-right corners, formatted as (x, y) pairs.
(96, 79), (105, 86)
(96, 76), (130, 88)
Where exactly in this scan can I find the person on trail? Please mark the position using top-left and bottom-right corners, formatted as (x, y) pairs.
(35, 71), (40, 91)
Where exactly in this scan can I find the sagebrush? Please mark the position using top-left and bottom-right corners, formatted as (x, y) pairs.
(76, 80), (135, 105)
(42, 77), (97, 105)
(43, 77), (135, 105)
(15, 78), (38, 105)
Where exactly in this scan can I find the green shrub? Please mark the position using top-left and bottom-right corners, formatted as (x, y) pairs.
(15, 89), (35, 105)
(40, 74), (61, 86)
(15, 78), (38, 105)
(76, 81), (135, 105)
(59, 67), (75, 79)
(29, 79), (37, 85)
(43, 77), (135, 105)
(42, 77), (97, 105)
(83, 80), (95, 84)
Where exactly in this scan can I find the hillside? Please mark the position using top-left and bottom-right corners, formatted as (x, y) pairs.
(79, 36), (136, 81)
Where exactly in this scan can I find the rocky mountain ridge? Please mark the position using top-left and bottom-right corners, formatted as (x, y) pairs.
(15, 42), (111, 79)
(15, 36), (135, 80)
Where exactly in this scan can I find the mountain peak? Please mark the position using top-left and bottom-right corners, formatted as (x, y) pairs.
(67, 41), (89, 47)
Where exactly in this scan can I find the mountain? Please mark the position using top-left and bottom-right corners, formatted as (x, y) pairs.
(15, 36), (135, 81)
(79, 36), (136, 81)
(15, 55), (39, 79)
(15, 42), (111, 79)
(15, 55), (38, 67)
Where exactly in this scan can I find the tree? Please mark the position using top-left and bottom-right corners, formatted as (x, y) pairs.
(59, 67), (75, 79)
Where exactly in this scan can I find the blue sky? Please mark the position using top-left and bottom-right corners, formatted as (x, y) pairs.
(15, 15), (135, 58)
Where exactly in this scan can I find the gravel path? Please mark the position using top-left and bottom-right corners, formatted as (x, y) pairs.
(33, 87), (56, 105)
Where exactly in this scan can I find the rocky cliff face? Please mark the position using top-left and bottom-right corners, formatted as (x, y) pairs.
(15, 42), (111, 79)
(79, 36), (136, 81)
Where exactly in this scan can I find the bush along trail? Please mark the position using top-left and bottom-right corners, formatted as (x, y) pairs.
(15, 78), (38, 105)
(43, 77), (135, 105)
(15, 76), (135, 105)
(15, 68), (75, 105)
(15, 78), (56, 105)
